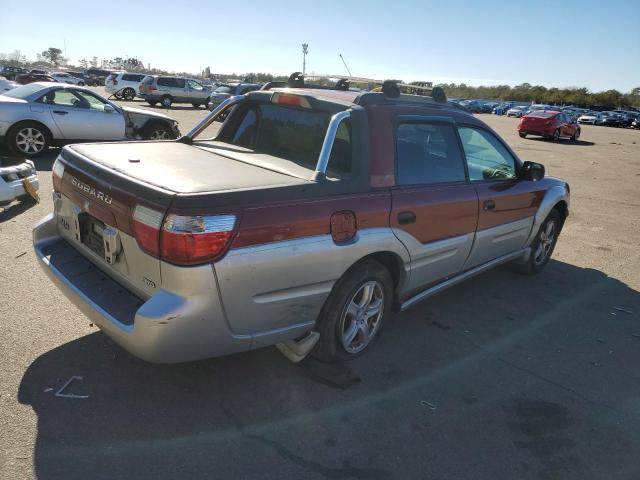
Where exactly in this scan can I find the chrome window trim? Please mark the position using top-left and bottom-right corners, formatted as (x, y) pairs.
(312, 110), (351, 181)
(185, 95), (245, 139)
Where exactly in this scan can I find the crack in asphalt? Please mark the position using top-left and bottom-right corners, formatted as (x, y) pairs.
(220, 405), (392, 480)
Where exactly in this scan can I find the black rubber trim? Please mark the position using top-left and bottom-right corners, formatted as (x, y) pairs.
(41, 239), (143, 326)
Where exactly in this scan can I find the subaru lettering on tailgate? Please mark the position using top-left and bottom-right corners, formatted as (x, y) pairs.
(71, 176), (113, 205)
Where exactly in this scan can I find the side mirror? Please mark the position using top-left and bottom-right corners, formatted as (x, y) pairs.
(103, 104), (115, 113)
(521, 161), (545, 181)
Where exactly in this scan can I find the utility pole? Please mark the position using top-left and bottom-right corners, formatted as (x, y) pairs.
(302, 43), (309, 74)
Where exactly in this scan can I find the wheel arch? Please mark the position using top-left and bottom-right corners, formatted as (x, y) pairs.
(341, 250), (408, 310)
(7, 119), (54, 140)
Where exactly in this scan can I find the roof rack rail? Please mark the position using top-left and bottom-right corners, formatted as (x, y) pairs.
(284, 72), (447, 103)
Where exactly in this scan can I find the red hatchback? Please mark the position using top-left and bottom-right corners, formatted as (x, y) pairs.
(518, 111), (581, 141)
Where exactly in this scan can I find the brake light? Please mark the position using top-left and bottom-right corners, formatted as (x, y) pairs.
(271, 92), (311, 108)
(132, 205), (163, 257)
(113, 79), (118, 85)
(52, 158), (65, 192)
(160, 214), (236, 265)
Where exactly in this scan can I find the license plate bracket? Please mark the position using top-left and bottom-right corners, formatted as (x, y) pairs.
(78, 213), (105, 258)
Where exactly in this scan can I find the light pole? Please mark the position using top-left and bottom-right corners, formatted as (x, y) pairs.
(302, 43), (308, 74)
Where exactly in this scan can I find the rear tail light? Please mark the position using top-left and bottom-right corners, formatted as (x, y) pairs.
(132, 205), (163, 257)
(52, 158), (65, 192)
(113, 79), (118, 85)
(161, 214), (236, 265)
(131, 206), (236, 265)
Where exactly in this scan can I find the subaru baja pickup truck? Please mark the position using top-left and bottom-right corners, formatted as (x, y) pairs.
(33, 74), (569, 363)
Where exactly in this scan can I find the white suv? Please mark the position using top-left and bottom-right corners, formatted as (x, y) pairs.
(105, 72), (146, 101)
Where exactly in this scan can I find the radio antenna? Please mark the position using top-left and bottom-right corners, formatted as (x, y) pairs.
(338, 53), (352, 77)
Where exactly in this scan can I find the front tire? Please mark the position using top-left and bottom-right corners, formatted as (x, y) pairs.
(7, 122), (51, 157)
(142, 122), (176, 141)
(519, 132), (527, 138)
(552, 129), (560, 142)
(312, 260), (393, 362)
(518, 209), (562, 275)
(147, 101), (157, 107)
(571, 128), (580, 141)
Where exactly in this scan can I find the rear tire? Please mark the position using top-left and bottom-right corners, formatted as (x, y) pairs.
(160, 95), (173, 108)
(312, 260), (393, 362)
(518, 209), (562, 275)
(123, 88), (136, 101)
(192, 102), (201, 108)
(7, 121), (51, 158)
(519, 132), (527, 138)
(147, 101), (157, 107)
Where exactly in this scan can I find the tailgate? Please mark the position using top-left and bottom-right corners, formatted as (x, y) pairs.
(54, 146), (175, 299)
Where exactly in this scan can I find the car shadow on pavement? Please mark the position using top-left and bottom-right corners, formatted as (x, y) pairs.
(17, 260), (640, 480)
(527, 138), (595, 147)
(0, 197), (38, 222)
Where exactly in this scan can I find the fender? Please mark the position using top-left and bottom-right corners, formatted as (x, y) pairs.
(525, 184), (570, 246)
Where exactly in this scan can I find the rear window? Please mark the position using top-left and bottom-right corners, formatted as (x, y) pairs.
(527, 112), (557, 118)
(2, 83), (44, 99)
(106, 74), (117, 81)
(221, 103), (351, 175)
(141, 76), (154, 85)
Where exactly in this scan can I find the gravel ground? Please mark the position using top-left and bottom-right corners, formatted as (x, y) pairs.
(1, 94), (640, 480)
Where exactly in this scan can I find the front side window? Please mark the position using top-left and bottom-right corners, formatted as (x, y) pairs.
(458, 127), (517, 181)
(187, 80), (203, 90)
(396, 122), (466, 185)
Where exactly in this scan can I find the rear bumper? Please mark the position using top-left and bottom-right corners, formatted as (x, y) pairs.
(518, 126), (554, 137)
(0, 161), (39, 203)
(33, 213), (252, 363)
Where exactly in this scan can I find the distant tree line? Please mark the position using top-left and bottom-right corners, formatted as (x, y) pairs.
(438, 82), (640, 109)
(2, 48), (638, 108)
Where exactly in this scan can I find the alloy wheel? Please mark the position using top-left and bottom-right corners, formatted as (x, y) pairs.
(15, 127), (45, 154)
(339, 280), (385, 354)
(534, 221), (556, 265)
(149, 129), (170, 140)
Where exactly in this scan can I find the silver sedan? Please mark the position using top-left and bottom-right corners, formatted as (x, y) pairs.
(0, 83), (180, 157)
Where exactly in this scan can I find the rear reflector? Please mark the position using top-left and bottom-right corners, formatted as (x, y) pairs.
(160, 214), (236, 265)
(132, 205), (163, 257)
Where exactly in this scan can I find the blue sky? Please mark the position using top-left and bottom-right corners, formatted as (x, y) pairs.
(1, 0), (638, 92)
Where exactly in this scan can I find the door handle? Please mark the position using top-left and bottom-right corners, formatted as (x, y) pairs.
(483, 200), (496, 211)
(397, 211), (416, 225)
(53, 110), (69, 115)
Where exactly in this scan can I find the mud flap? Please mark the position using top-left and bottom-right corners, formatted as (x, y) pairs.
(275, 331), (320, 363)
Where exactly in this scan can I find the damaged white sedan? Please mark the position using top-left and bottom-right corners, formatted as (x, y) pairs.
(0, 83), (180, 157)
(0, 160), (39, 204)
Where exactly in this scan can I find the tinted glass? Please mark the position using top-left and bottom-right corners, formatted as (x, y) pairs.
(141, 76), (154, 85)
(122, 74), (143, 82)
(396, 122), (466, 185)
(458, 127), (517, 180)
(226, 104), (331, 169)
(157, 77), (173, 87)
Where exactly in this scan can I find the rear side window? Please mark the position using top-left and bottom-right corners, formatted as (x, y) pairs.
(458, 127), (516, 181)
(122, 74), (143, 82)
(158, 77), (185, 87)
(396, 122), (466, 185)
